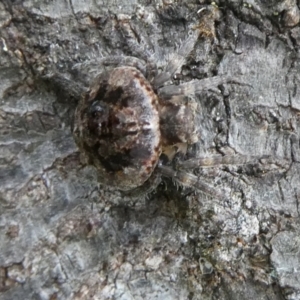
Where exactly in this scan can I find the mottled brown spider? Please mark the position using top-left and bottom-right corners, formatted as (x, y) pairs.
(72, 12), (257, 199)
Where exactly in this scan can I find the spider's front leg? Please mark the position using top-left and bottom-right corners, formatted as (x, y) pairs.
(164, 153), (291, 200)
(153, 29), (201, 88)
(72, 55), (154, 83)
(177, 154), (291, 173)
(43, 55), (155, 103)
(158, 75), (250, 100)
(177, 155), (263, 169)
(157, 163), (229, 201)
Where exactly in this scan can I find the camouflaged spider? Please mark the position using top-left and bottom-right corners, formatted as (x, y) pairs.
(72, 17), (253, 199)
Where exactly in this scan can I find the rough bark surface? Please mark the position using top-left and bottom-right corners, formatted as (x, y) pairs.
(1, 0), (300, 299)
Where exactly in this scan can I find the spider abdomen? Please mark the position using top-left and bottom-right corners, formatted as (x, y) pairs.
(73, 67), (161, 191)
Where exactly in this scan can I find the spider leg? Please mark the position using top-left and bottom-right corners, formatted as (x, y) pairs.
(73, 56), (149, 78)
(117, 17), (157, 80)
(42, 73), (88, 100)
(153, 30), (200, 88)
(158, 155), (289, 201)
(178, 155), (290, 171)
(117, 16), (155, 61)
(177, 155), (262, 169)
(158, 164), (228, 201)
(43, 56), (150, 100)
(42, 56), (157, 100)
(158, 75), (250, 99)
(121, 171), (162, 199)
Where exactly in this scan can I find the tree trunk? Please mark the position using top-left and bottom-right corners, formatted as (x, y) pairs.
(1, 0), (300, 299)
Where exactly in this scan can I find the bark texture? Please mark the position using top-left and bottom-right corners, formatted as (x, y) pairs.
(1, 0), (300, 299)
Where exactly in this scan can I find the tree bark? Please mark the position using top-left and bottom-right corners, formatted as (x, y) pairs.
(1, 0), (300, 299)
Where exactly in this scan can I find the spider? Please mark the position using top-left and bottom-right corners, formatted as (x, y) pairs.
(71, 12), (260, 199)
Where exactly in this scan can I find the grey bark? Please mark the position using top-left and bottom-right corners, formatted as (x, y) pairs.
(1, 0), (300, 299)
